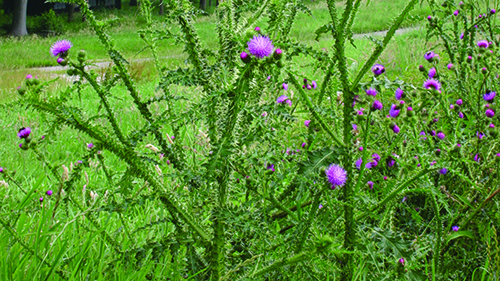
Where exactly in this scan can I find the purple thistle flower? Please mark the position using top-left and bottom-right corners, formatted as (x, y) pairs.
(355, 158), (363, 170)
(0, 167), (3, 173)
(491, 9), (496, 14)
(319, 204), (323, 209)
(456, 99), (463, 105)
(477, 40), (489, 48)
(384, 176), (388, 180)
(372, 100), (383, 111)
(247, 35), (274, 59)
(267, 75), (271, 80)
(87, 143), (94, 149)
(277, 95), (289, 104)
(285, 99), (292, 106)
(17, 127), (31, 139)
(430, 130), (436, 136)
(483, 91), (496, 101)
(255, 26), (261, 31)
(311, 81), (317, 89)
(306, 84), (312, 90)
(474, 154), (480, 162)
(399, 258), (405, 266)
(395, 88), (404, 100)
(392, 125), (400, 134)
(372, 64), (385, 76)
(428, 67), (437, 78)
(304, 120), (311, 127)
(367, 181), (374, 189)
(352, 124), (358, 131)
(452, 225), (459, 232)
(366, 88), (377, 97)
(47, 190), (53, 196)
(282, 83), (288, 91)
(437, 132), (445, 140)
(359, 146), (363, 151)
(453, 10), (459, 16)
(460, 33), (464, 40)
(389, 104), (400, 118)
(486, 109), (495, 118)
(424, 51), (436, 61)
(40, 197), (43, 203)
(447, 63), (454, 70)
(402, 196), (407, 202)
(372, 154), (381, 163)
(26, 74), (32, 79)
(423, 79), (441, 91)
(51, 40), (72, 57)
(301, 142), (306, 148)
(240, 51), (250, 63)
(266, 163), (275, 172)
(450, 104), (454, 109)
(420, 131), (426, 136)
(458, 112), (464, 118)
(386, 157), (395, 167)
(261, 111), (268, 117)
(57, 57), (64, 64)
(325, 164), (347, 189)
(439, 168), (447, 175)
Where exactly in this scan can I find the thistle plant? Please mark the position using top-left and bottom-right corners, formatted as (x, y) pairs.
(1, 0), (500, 280)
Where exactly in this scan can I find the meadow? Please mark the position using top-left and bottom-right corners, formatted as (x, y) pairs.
(0, 0), (499, 280)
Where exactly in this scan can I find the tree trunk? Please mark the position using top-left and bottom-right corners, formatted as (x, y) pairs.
(67, 4), (76, 22)
(159, 0), (164, 15)
(129, 0), (138, 6)
(10, 0), (28, 37)
(199, 0), (206, 11)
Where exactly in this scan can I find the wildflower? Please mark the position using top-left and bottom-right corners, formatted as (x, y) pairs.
(486, 109), (495, 118)
(51, 40), (72, 57)
(428, 67), (436, 78)
(240, 51), (250, 63)
(304, 120), (311, 127)
(483, 91), (496, 101)
(402, 196), (407, 202)
(447, 63), (454, 70)
(87, 143), (94, 149)
(450, 104), (454, 109)
(319, 204), (323, 209)
(424, 51), (436, 61)
(352, 124), (358, 131)
(255, 26), (261, 32)
(261, 112), (267, 117)
(386, 157), (395, 167)
(355, 158), (363, 170)
(384, 176), (388, 180)
(460, 33), (464, 40)
(395, 88), (404, 100)
(367, 181), (374, 189)
(26, 74), (32, 79)
(282, 83), (288, 91)
(266, 163), (275, 172)
(392, 124), (400, 134)
(423, 79), (441, 91)
(17, 127), (31, 139)
(437, 132), (445, 140)
(389, 104), (400, 118)
(458, 112), (464, 118)
(366, 88), (377, 97)
(398, 258), (405, 266)
(47, 190), (53, 196)
(359, 146), (363, 151)
(276, 95), (290, 105)
(491, 9), (496, 14)
(439, 168), (447, 175)
(456, 99), (463, 105)
(301, 142), (306, 148)
(0, 167), (3, 173)
(372, 64), (385, 76)
(477, 131), (485, 139)
(325, 164), (347, 189)
(247, 35), (274, 58)
(474, 154), (480, 162)
(477, 40), (489, 48)
(274, 48), (282, 59)
(452, 226), (459, 232)
(311, 81), (317, 89)
(40, 197), (43, 203)
(453, 10), (459, 16)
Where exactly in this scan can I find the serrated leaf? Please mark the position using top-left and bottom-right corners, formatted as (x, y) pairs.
(446, 231), (474, 243)
(297, 146), (344, 175)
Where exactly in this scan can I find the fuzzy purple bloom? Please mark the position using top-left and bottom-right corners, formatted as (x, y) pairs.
(355, 158), (363, 170)
(240, 51), (250, 63)
(304, 120), (311, 127)
(437, 132), (445, 140)
(366, 88), (377, 97)
(311, 81), (317, 89)
(389, 104), (400, 118)
(439, 168), (447, 175)
(452, 225), (459, 232)
(266, 163), (275, 172)
(395, 88), (404, 100)
(277, 95), (289, 104)
(486, 109), (495, 118)
(423, 79), (441, 91)
(372, 154), (381, 163)
(50, 40), (72, 57)
(319, 204), (323, 209)
(386, 157), (395, 167)
(352, 124), (358, 131)
(47, 190), (53, 196)
(247, 35), (274, 59)
(39, 197), (43, 203)
(492, 9), (496, 14)
(399, 258), (405, 266)
(483, 91), (496, 101)
(424, 51), (436, 61)
(367, 181), (374, 189)
(57, 57), (64, 64)
(447, 63), (454, 70)
(428, 67), (437, 78)
(392, 125), (400, 134)
(325, 164), (347, 189)
(372, 64), (385, 76)
(282, 83), (288, 91)
(372, 100), (383, 111)
(458, 112), (464, 118)
(87, 143), (94, 149)
(456, 99), (463, 105)
(18, 127), (31, 139)
(0, 167), (3, 173)
(302, 142), (306, 148)
(474, 154), (480, 162)
(477, 40), (489, 48)
(453, 10), (459, 16)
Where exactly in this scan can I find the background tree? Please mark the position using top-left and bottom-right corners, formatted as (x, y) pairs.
(129, 0), (138, 6)
(10, 0), (28, 36)
(199, 0), (206, 11)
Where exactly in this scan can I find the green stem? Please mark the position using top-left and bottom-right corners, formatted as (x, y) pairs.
(431, 194), (442, 280)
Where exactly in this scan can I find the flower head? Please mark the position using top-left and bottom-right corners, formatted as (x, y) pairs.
(26, 74), (32, 79)
(477, 40), (489, 48)
(17, 127), (31, 139)
(87, 143), (94, 149)
(355, 158), (363, 170)
(372, 100), (383, 111)
(428, 67), (437, 78)
(453, 10), (459, 16)
(366, 88), (377, 97)
(456, 99), (463, 105)
(395, 88), (404, 100)
(0, 167), (3, 173)
(447, 63), (454, 70)
(282, 83), (288, 91)
(398, 258), (405, 266)
(304, 120), (311, 127)
(39, 197), (43, 203)
(367, 181), (374, 189)
(391, 124), (400, 134)
(372, 64), (385, 76)
(423, 79), (441, 91)
(389, 104), (400, 118)
(311, 81), (317, 89)
(424, 51), (436, 61)
(452, 225), (459, 232)
(458, 112), (464, 118)
(50, 40), (72, 57)
(247, 35), (274, 59)
(47, 190), (53, 196)
(386, 157), (395, 167)
(483, 91), (496, 101)
(266, 163), (275, 172)
(325, 164), (347, 189)
(277, 95), (289, 104)
(486, 109), (495, 118)
(439, 168), (447, 175)
(437, 132), (445, 140)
